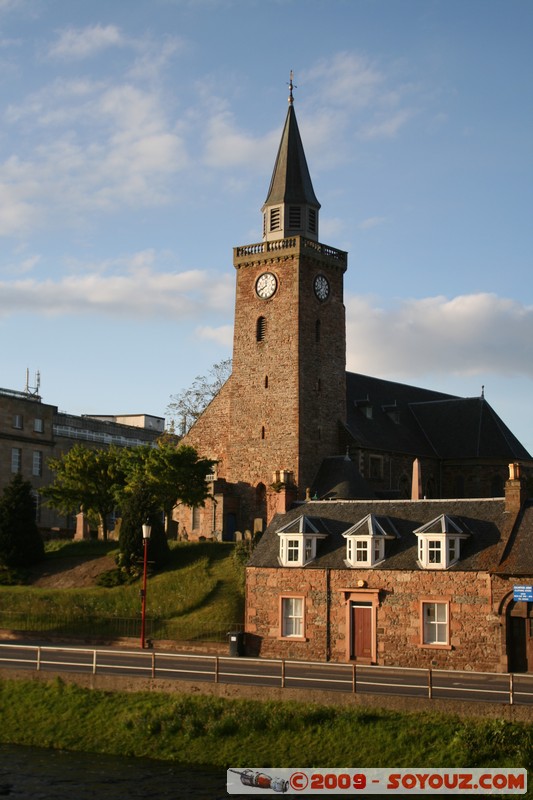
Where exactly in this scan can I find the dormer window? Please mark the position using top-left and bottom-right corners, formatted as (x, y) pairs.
(277, 515), (328, 567)
(343, 514), (398, 568)
(415, 515), (469, 569)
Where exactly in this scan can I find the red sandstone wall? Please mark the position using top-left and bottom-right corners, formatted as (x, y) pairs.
(246, 566), (504, 672)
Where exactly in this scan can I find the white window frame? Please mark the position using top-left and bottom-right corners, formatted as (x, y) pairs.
(11, 447), (21, 473)
(281, 596), (304, 638)
(34, 418), (44, 433)
(287, 539), (300, 563)
(32, 450), (43, 477)
(345, 535), (386, 568)
(422, 601), (449, 645)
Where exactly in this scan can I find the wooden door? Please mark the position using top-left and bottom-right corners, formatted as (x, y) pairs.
(351, 603), (372, 660)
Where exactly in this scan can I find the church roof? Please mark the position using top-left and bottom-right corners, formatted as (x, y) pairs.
(344, 372), (532, 462)
(311, 454), (375, 500)
(262, 102), (320, 210)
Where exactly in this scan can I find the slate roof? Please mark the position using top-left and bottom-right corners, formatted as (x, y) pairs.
(494, 501), (533, 575)
(249, 498), (510, 572)
(262, 104), (320, 210)
(344, 372), (532, 461)
(311, 455), (375, 500)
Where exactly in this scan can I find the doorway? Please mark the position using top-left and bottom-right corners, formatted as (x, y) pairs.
(350, 602), (372, 661)
(507, 601), (532, 672)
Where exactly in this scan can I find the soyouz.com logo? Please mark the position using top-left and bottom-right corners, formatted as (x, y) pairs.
(227, 768), (527, 794)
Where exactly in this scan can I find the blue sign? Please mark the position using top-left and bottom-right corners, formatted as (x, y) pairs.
(513, 585), (533, 602)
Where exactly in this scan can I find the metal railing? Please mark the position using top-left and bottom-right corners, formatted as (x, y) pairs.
(0, 612), (243, 643)
(0, 643), (531, 706)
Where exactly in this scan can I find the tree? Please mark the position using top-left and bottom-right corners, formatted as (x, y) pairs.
(118, 486), (169, 570)
(120, 439), (216, 535)
(0, 473), (44, 567)
(166, 358), (231, 434)
(42, 445), (126, 541)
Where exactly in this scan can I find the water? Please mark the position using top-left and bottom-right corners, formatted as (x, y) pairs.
(0, 744), (245, 799)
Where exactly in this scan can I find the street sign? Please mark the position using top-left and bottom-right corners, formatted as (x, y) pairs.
(513, 585), (533, 602)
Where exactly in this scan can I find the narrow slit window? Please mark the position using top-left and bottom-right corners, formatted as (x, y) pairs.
(308, 208), (317, 234)
(261, 426), (266, 440)
(264, 375), (269, 389)
(315, 319), (321, 343)
(256, 316), (266, 342)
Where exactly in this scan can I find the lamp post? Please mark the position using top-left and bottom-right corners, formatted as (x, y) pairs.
(140, 520), (152, 649)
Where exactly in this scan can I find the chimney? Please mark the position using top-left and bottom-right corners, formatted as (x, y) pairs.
(505, 462), (527, 514)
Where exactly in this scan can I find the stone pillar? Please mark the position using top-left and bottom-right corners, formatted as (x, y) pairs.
(74, 509), (91, 540)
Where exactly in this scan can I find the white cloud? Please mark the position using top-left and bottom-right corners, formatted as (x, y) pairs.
(196, 324), (233, 347)
(357, 216), (387, 230)
(346, 293), (533, 379)
(0, 256), (234, 319)
(48, 25), (123, 59)
(1, 82), (189, 234)
(203, 109), (277, 171)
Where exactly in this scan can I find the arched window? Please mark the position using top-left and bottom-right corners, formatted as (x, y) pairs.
(256, 483), (266, 506)
(256, 316), (266, 342)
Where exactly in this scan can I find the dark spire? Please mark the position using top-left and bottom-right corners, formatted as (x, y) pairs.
(262, 72), (320, 242)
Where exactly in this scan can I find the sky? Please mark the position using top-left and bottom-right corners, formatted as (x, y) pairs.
(0, 0), (532, 454)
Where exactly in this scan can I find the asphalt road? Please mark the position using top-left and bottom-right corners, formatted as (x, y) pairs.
(0, 642), (532, 706)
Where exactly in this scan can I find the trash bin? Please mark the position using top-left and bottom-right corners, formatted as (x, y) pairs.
(228, 631), (245, 657)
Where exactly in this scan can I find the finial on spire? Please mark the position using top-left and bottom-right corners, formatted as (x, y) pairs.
(288, 70), (296, 105)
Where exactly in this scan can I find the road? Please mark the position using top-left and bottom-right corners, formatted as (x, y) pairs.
(0, 641), (531, 706)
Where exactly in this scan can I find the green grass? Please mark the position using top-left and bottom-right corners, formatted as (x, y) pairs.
(0, 678), (531, 791)
(0, 541), (244, 640)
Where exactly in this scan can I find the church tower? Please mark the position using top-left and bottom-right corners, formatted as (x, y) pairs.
(177, 76), (348, 537)
(226, 75), (347, 521)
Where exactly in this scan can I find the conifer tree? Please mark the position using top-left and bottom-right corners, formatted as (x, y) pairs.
(0, 473), (45, 567)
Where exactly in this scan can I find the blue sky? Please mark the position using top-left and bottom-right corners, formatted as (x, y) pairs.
(0, 0), (532, 454)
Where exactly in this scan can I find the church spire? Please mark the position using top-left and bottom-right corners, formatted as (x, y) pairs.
(262, 72), (321, 242)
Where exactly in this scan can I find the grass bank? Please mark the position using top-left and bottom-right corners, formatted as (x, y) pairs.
(0, 540), (245, 640)
(0, 678), (532, 780)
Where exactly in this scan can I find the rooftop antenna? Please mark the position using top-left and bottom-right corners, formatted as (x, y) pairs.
(25, 369), (41, 396)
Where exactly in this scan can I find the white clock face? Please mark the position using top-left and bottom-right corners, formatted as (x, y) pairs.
(256, 272), (277, 299)
(314, 274), (330, 301)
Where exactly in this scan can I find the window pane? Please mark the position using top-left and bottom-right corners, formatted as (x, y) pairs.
(423, 602), (448, 644)
(355, 541), (368, 562)
(428, 540), (441, 563)
(282, 597), (303, 637)
(11, 448), (21, 473)
(287, 540), (299, 562)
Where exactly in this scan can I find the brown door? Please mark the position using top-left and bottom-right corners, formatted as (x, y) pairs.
(351, 603), (372, 660)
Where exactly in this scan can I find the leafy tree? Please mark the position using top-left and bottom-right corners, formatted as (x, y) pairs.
(120, 439), (216, 535)
(166, 358), (231, 434)
(0, 473), (44, 567)
(42, 445), (126, 541)
(118, 486), (169, 570)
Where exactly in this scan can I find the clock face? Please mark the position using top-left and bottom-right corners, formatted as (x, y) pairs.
(256, 272), (277, 299)
(314, 274), (330, 301)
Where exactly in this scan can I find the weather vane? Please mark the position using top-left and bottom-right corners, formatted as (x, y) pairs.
(288, 70), (296, 105)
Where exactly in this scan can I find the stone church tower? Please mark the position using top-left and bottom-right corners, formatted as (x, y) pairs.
(176, 78), (348, 538)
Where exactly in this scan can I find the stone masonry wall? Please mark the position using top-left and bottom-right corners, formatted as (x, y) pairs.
(246, 565), (504, 672)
